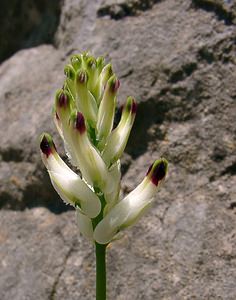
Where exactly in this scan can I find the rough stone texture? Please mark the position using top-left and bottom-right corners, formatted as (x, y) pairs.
(97, 0), (163, 19)
(0, 0), (236, 299)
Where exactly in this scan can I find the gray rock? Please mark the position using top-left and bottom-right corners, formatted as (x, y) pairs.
(0, 0), (236, 299)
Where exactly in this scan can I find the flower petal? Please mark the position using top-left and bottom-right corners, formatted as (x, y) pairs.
(67, 112), (114, 194)
(93, 63), (113, 104)
(96, 75), (119, 148)
(76, 209), (94, 240)
(94, 158), (168, 244)
(103, 161), (121, 215)
(102, 96), (137, 166)
(40, 133), (101, 218)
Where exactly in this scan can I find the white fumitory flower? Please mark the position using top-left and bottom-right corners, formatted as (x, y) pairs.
(93, 158), (168, 244)
(39, 133), (101, 218)
(40, 52), (168, 244)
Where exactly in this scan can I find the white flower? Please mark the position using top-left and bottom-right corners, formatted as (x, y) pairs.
(94, 158), (168, 244)
(40, 133), (101, 218)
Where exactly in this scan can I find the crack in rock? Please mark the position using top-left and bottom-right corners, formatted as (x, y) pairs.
(49, 243), (75, 300)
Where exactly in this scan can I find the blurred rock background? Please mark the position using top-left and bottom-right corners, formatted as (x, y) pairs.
(0, 0), (236, 299)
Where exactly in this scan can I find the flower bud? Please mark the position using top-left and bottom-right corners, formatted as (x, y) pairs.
(93, 158), (168, 244)
(70, 55), (82, 71)
(96, 56), (105, 74)
(146, 158), (168, 186)
(102, 96), (137, 166)
(96, 75), (119, 146)
(75, 69), (98, 127)
(54, 90), (80, 166)
(86, 56), (98, 93)
(40, 133), (101, 218)
(55, 90), (74, 138)
(68, 112), (113, 192)
(64, 65), (76, 98)
(93, 63), (113, 104)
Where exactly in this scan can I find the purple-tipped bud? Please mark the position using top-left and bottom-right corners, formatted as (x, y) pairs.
(77, 70), (88, 84)
(75, 112), (86, 134)
(40, 134), (56, 157)
(146, 158), (168, 186)
(108, 75), (120, 93)
(151, 162), (166, 185)
(126, 97), (137, 114)
(58, 92), (68, 108)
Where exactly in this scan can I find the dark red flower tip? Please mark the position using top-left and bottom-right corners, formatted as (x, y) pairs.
(126, 97), (137, 114)
(40, 135), (53, 157)
(109, 76), (120, 93)
(151, 160), (167, 186)
(112, 79), (120, 92)
(58, 92), (68, 107)
(75, 112), (86, 134)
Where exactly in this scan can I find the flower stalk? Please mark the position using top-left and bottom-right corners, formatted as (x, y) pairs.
(40, 52), (168, 299)
(95, 242), (107, 300)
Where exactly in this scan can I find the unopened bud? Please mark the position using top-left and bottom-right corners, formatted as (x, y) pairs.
(75, 112), (86, 134)
(40, 133), (56, 157)
(108, 75), (120, 93)
(70, 55), (82, 70)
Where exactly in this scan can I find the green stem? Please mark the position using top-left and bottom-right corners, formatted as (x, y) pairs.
(92, 190), (108, 300)
(95, 242), (107, 300)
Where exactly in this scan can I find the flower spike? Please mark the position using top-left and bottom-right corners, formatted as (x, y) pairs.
(40, 52), (169, 298)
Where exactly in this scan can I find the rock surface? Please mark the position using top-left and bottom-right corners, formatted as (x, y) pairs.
(0, 0), (236, 299)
